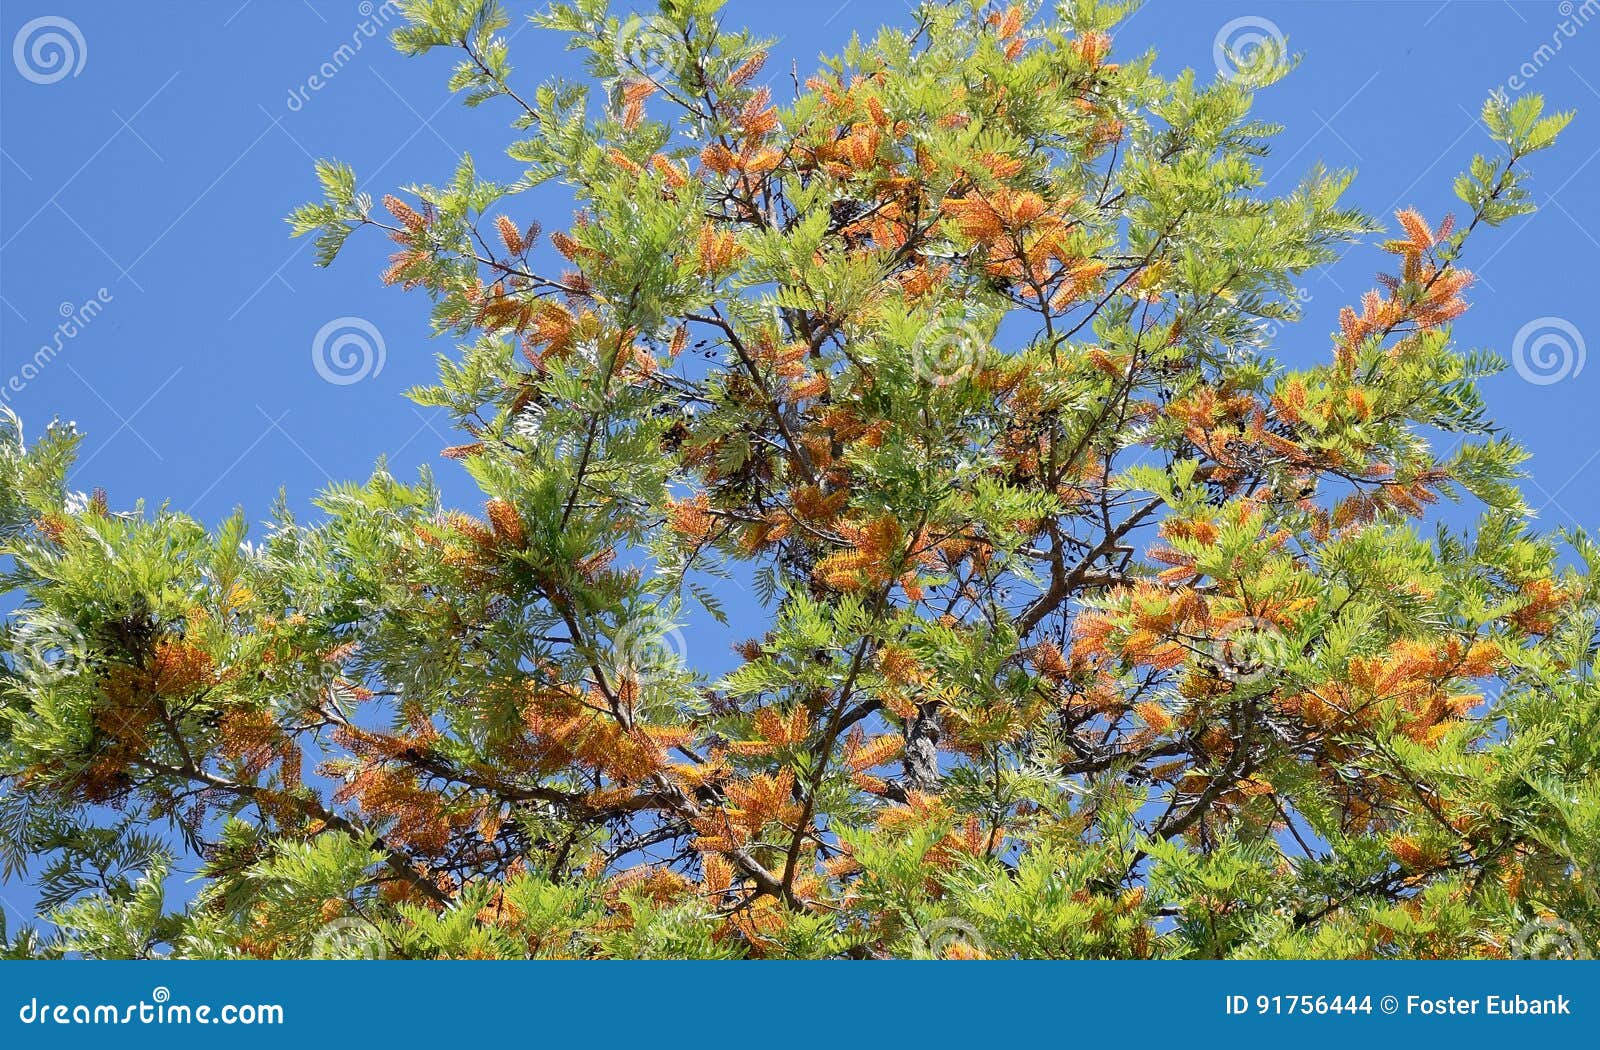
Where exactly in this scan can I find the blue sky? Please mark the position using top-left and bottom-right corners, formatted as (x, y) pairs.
(1, 0), (1598, 923)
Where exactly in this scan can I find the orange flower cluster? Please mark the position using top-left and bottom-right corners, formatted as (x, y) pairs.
(939, 186), (1104, 307)
(842, 726), (907, 795)
(1337, 209), (1473, 363)
(729, 705), (811, 757)
(814, 514), (932, 599)
(335, 765), (465, 854)
(694, 222), (745, 275)
(219, 706), (289, 778)
(693, 769), (802, 858)
(664, 493), (716, 541)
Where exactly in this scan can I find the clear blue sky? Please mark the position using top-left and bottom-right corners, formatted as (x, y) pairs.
(1, 0), (1597, 922)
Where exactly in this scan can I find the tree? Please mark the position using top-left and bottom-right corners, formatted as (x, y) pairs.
(1, 0), (1596, 961)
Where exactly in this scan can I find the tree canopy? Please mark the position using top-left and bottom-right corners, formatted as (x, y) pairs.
(2, 0), (1596, 960)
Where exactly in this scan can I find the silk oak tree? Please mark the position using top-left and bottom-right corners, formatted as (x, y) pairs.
(3, 0), (1597, 960)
